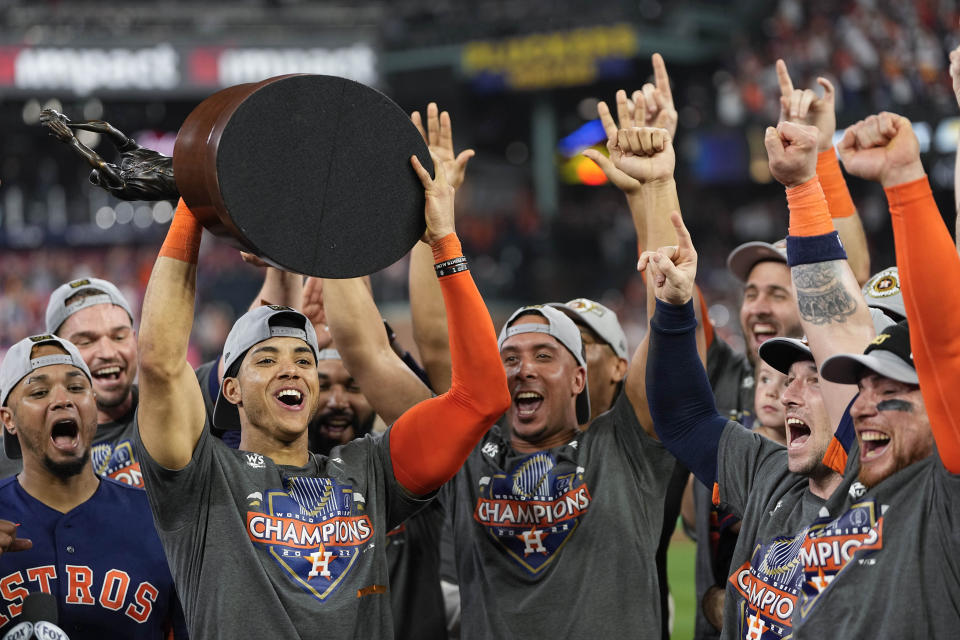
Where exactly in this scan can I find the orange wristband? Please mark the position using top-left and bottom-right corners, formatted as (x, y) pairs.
(786, 177), (833, 237)
(431, 233), (462, 263)
(816, 150), (856, 218)
(159, 198), (203, 264)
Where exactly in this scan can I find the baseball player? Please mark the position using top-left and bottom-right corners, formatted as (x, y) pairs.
(785, 110), (960, 636)
(0, 278), (145, 488)
(133, 144), (509, 638)
(687, 58), (873, 637)
(0, 334), (184, 639)
(645, 115), (879, 639)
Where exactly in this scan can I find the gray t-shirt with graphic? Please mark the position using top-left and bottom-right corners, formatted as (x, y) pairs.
(136, 425), (428, 639)
(716, 422), (827, 640)
(444, 392), (675, 639)
(791, 451), (960, 638)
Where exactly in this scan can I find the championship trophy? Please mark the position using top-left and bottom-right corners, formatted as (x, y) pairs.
(40, 74), (433, 278)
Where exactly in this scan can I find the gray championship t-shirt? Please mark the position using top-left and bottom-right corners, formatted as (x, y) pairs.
(791, 451), (960, 638)
(716, 423), (826, 640)
(0, 387), (144, 487)
(445, 392), (675, 639)
(136, 426), (428, 639)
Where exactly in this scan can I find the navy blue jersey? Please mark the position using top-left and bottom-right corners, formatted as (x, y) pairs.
(0, 476), (185, 639)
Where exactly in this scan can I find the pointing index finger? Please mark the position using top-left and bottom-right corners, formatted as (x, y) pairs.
(775, 59), (794, 97)
(652, 53), (672, 100)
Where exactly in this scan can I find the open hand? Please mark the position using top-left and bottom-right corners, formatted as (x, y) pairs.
(775, 59), (836, 152)
(411, 151), (455, 245)
(836, 112), (924, 187)
(411, 103), (474, 191)
(764, 120), (819, 187)
(637, 211), (697, 305)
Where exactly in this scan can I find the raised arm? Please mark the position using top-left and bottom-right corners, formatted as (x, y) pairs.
(775, 60), (871, 284)
(137, 200), (207, 469)
(584, 55), (707, 436)
(323, 273), (432, 426)
(643, 213), (727, 486)
(839, 110), (960, 472)
(407, 103), (474, 393)
(387, 154), (510, 496)
(764, 120), (874, 428)
(949, 45), (960, 254)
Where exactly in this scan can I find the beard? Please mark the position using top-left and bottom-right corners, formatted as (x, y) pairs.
(42, 449), (90, 479)
(308, 411), (375, 456)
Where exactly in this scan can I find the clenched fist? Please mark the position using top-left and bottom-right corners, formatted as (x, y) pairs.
(764, 121), (819, 188)
(836, 112), (924, 187)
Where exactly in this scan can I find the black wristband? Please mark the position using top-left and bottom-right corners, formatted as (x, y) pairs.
(435, 256), (468, 278)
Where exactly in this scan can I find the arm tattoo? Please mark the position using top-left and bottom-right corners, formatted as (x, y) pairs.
(792, 262), (857, 325)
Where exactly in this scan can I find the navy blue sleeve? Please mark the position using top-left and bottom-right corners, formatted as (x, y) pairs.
(646, 298), (728, 487)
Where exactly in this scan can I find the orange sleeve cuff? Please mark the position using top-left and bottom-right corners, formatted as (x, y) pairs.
(786, 176), (834, 237)
(816, 149), (856, 219)
(431, 233), (463, 263)
(158, 198), (203, 264)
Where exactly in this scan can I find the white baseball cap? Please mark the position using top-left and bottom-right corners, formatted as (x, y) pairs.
(498, 305), (591, 425)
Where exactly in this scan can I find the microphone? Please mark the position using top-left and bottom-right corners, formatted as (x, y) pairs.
(0, 622), (32, 640)
(19, 593), (69, 640)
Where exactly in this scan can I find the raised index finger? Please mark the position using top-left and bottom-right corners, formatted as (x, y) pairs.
(670, 211), (693, 252)
(596, 101), (618, 141)
(775, 59), (794, 97)
(652, 53), (672, 101)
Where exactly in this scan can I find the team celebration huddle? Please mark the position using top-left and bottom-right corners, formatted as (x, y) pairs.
(1, 7), (960, 640)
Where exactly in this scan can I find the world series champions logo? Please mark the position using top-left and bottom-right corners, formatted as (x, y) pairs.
(91, 439), (143, 488)
(246, 476), (373, 602)
(473, 451), (591, 574)
(796, 498), (884, 620)
(728, 528), (809, 639)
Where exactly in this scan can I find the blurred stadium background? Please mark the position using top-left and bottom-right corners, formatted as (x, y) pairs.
(1, 1), (957, 637)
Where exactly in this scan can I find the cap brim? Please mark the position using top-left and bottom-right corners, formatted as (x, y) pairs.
(758, 337), (813, 375)
(213, 389), (242, 431)
(726, 242), (787, 282)
(820, 351), (919, 385)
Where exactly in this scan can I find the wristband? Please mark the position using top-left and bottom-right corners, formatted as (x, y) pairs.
(786, 232), (846, 267)
(435, 256), (469, 278)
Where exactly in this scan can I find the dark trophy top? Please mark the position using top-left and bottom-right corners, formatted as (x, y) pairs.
(39, 74), (432, 278)
(40, 109), (178, 201)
